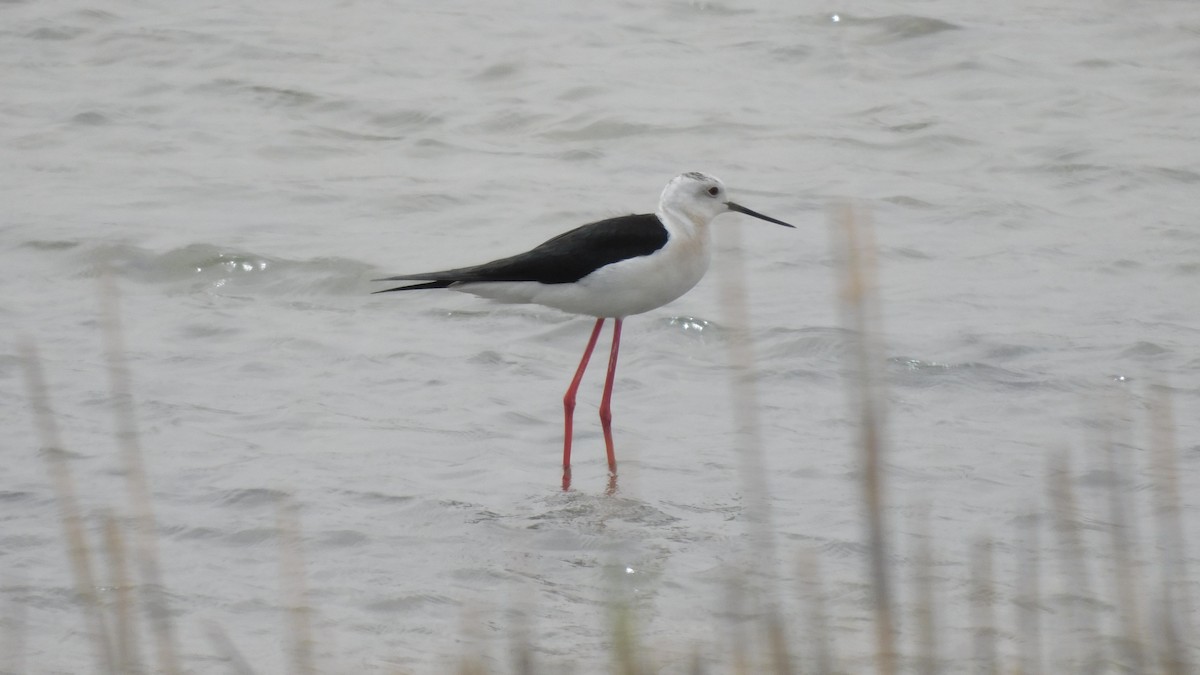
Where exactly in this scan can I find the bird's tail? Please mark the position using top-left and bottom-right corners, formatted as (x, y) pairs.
(371, 278), (455, 294)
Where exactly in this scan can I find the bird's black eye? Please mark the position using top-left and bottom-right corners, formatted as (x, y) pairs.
(707, 186), (720, 197)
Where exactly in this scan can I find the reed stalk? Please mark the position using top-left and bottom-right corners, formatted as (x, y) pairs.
(1015, 511), (1043, 675)
(101, 511), (141, 674)
(1149, 388), (1192, 674)
(913, 505), (937, 675)
(831, 203), (896, 675)
(98, 268), (182, 675)
(18, 340), (116, 674)
(277, 495), (316, 675)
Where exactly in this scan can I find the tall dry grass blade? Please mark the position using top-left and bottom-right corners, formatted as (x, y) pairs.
(1048, 448), (1098, 672)
(1148, 387), (1193, 674)
(798, 553), (837, 675)
(3, 577), (28, 675)
(510, 635), (534, 675)
(97, 267), (181, 675)
(913, 505), (937, 675)
(457, 643), (487, 675)
(456, 658), (486, 675)
(830, 203), (896, 675)
(715, 221), (777, 591)
(456, 606), (488, 675)
(610, 592), (643, 675)
(1101, 404), (1145, 672)
(17, 339), (116, 674)
(202, 622), (257, 675)
(1157, 615), (1185, 675)
(101, 511), (142, 674)
(276, 495), (315, 675)
(764, 606), (794, 675)
(507, 602), (535, 675)
(724, 575), (750, 675)
(1015, 511), (1042, 675)
(971, 538), (997, 675)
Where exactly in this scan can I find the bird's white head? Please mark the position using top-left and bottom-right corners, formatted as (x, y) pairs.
(657, 171), (796, 232)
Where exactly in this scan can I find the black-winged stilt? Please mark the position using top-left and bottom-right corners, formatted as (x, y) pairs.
(374, 172), (795, 488)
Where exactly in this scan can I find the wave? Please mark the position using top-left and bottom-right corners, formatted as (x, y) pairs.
(52, 241), (379, 296)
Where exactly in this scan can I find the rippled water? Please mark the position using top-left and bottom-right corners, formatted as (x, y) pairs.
(4, 0), (1199, 672)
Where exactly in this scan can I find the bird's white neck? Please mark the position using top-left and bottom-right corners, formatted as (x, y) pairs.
(655, 204), (715, 286)
(657, 204), (712, 244)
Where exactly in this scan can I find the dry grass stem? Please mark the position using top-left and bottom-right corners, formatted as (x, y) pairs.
(831, 203), (896, 675)
(1149, 388), (1193, 674)
(102, 511), (142, 674)
(610, 594), (645, 675)
(723, 577), (749, 675)
(98, 268), (181, 675)
(507, 603), (535, 675)
(715, 223), (777, 589)
(202, 622), (257, 675)
(18, 340), (116, 674)
(1048, 449), (1099, 672)
(913, 505), (937, 675)
(764, 607), (794, 675)
(1102, 406), (1145, 672)
(1015, 511), (1043, 675)
(3, 577), (28, 675)
(798, 553), (837, 675)
(970, 538), (996, 675)
(276, 496), (316, 675)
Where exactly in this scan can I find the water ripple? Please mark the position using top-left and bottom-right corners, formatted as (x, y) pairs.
(63, 242), (375, 295)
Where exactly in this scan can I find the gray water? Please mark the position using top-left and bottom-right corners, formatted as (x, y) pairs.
(3, 0), (1199, 672)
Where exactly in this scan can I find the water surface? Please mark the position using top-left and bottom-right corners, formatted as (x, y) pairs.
(3, 0), (1198, 671)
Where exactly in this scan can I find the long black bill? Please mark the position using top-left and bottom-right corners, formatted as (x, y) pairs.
(726, 201), (796, 228)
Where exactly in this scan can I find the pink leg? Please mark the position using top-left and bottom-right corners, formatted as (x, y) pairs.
(598, 318), (623, 476)
(563, 318), (605, 488)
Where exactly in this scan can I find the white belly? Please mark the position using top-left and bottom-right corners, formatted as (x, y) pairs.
(454, 230), (712, 318)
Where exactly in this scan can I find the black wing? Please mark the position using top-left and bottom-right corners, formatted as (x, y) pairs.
(373, 213), (668, 293)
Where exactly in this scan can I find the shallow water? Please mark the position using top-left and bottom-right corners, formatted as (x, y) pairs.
(3, 0), (1199, 671)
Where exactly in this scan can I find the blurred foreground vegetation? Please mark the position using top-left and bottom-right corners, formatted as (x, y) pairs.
(13, 211), (1196, 674)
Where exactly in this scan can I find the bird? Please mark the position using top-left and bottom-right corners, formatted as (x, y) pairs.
(374, 172), (795, 489)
